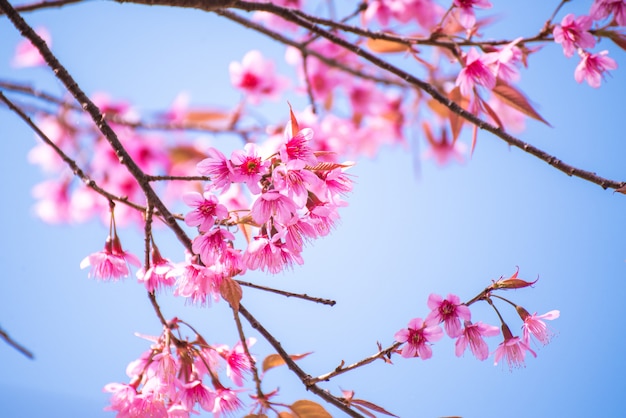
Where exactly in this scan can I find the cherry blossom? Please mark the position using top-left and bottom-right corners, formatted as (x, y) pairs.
(183, 191), (229, 232)
(80, 234), (141, 281)
(230, 143), (269, 195)
(453, 0), (492, 29)
(553, 14), (596, 58)
(12, 26), (50, 68)
(455, 320), (500, 361)
(250, 190), (297, 225)
(575, 50), (618, 88)
(229, 50), (288, 104)
(493, 324), (537, 370)
(196, 147), (234, 194)
(590, 0), (626, 26)
(456, 48), (497, 96)
(425, 293), (472, 338)
(136, 245), (176, 293)
(177, 378), (215, 412)
(394, 317), (443, 359)
(518, 308), (561, 346)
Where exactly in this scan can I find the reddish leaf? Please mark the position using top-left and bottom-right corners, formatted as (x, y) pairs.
(306, 161), (354, 171)
(184, 109), (231, 124)
(262, 352), (313, 373)
(244, 415), (270, 418)
(352, 399), (399, 417)
(366, 37), (409, 53)
(220, 276), (242, 312)
(478, 96), (504, 130)
(169, 145), (207, 166)
(492, 79), (550, 126)
(278, 413), (296, 418)
(470, 122), (478, 156)
(447, 86), (468, 141)
(288, 103), (299, 137)
(290, 400), (332, 418)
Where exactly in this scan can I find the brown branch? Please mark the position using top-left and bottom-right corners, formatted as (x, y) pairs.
(227, 1), (625, 192)
(213, 9), (402, 87)
(0, 325), (34, 359)
(231, 306), (264, 400)
(0, 91), (149, 213)
(308, 342), (401, 385)
(7, 0), (84, 13)
(238, 303), (365, 418)
(236, 280), (336, 306)
(0, 0), (195, 251)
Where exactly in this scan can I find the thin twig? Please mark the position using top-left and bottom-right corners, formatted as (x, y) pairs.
(236, 280), (336, 306)
(0, 326), (34, 359)
(0, 91), (148, 213)
(238, 303), (365, 418)
(308, 342), (401, 385)
(227, 0), (625, 191)
(0, 0), (196, 252)
(230, 306), (264, 399)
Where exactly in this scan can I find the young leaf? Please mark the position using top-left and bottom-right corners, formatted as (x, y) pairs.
(447, 86), (468, 141)
(290, 400), (332, 418)
(492, 79), (550, 126)
(262, 352), (313, 373)
(220, 276), (242, 312)
(288, 103), (299, 137)
(352, 399), (399, 417)
(366, 38), (409, 53)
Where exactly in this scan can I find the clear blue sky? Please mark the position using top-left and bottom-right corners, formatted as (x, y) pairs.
(1, 1), (625, 417)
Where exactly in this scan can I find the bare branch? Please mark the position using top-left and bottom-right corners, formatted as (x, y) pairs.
(0, 325), (34, 359)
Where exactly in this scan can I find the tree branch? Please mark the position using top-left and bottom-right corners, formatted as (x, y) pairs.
(0, 0), (195, 251)
(238, 303), (365, 418)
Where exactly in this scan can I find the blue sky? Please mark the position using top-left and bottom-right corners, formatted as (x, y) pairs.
(1, 1), (625, 417)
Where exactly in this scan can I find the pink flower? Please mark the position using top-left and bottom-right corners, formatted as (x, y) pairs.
(177, 378), (215, 412)
(575, 50), (618, 88)
(250, 190), (297, 225)
(519, 308), (560, 346)
(553, 14), (595, 58)
(192, 227), (236, 266)
(493, 325), (537, 370)
(394, 317), (444, 359)
(590, 0), (626, 26)
(280, 127), (317, 166)
(280, 215), (318, 253)
(136, 245), (175, 293)
(103, 382), (137, 414)
(453, 0), (492, 29)
(197, 147), (234, 193)
(455, 320), (500, 361)
(456, 48), (497, 96)
(230, 143), (269, 195)
(80, 235), (141, 281)
(229, 50), (287, 104)
(220, 338), (256, 387)
(425, 293), (472, 338)
(170, 254), (221, 305)
(363, 0), (409, 27)
(271, 160), (323, 208)
(12, 27), (50, 68)
(212, 387), (244, 418)
(243, 235), (303, 274)
(184, 191), (229, 232)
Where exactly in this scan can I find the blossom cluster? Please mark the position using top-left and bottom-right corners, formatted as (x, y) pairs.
(104, 321), (255, 417)
(395, 283), (560, 370)
(79, 111), (353, 296)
